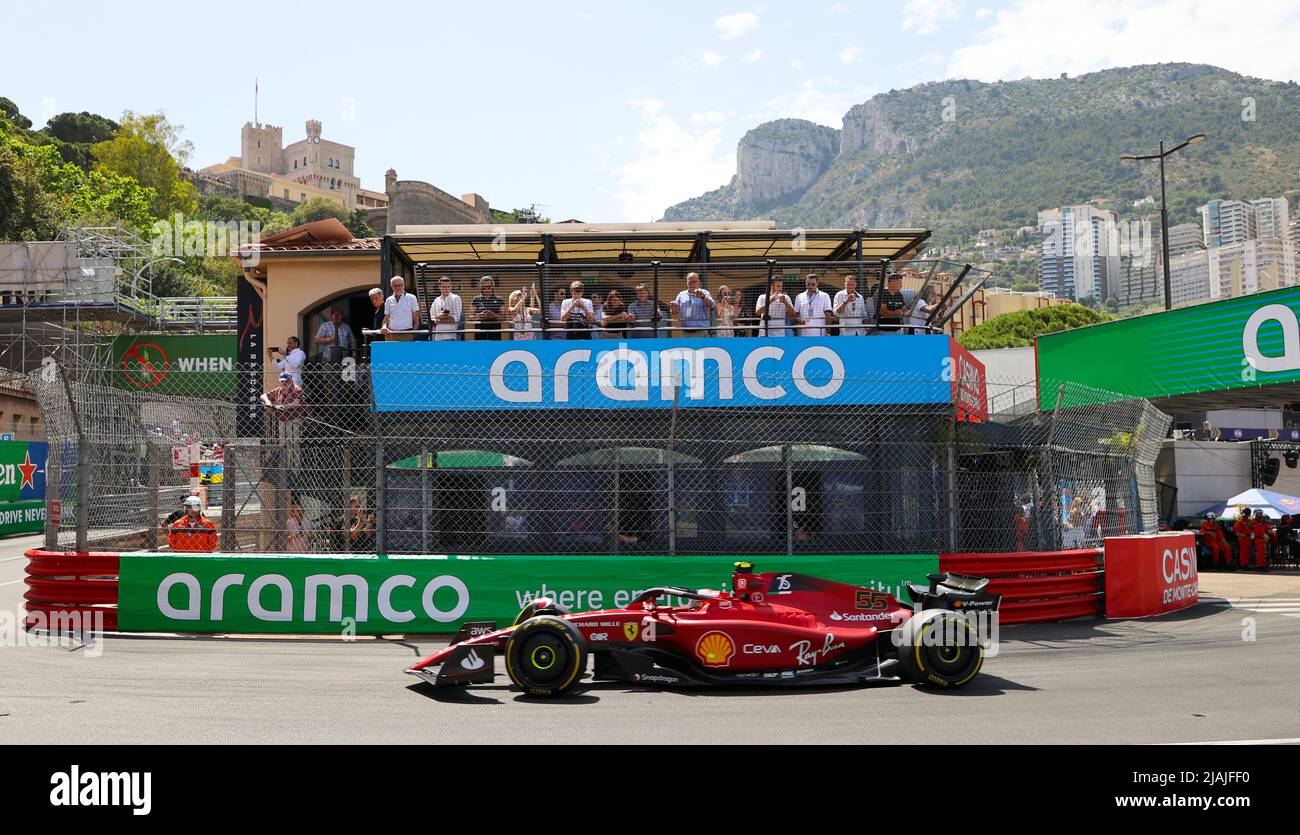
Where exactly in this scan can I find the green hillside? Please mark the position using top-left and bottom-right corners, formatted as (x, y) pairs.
(664, 64), (1300, 246)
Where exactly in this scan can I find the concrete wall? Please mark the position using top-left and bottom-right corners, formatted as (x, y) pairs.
(970, 346), (1038, 415)
(1156, 439), (1253, 517)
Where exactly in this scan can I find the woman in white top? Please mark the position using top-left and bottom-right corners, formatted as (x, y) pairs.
(908, 288), (936, 335)
(715, 285), (736, 337)
(508, 286), (541, 340)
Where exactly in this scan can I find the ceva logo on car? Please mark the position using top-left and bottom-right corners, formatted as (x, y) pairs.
(155, 572), (470, 624)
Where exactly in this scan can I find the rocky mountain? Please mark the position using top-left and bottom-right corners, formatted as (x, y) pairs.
(663, 64), (1300, 246)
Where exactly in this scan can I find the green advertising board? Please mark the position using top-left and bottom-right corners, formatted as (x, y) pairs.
(1037, 285), (1300, 408)
(116, 552), (939, 635)
(0, 500), (45, 536)
(112, 335), (235, 397)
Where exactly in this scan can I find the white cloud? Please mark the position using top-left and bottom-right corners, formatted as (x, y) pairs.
(614, 99), (737, 221)
(691, 110), (732, 125)
(752, 79), (877, 128)
(673, 50), (728, 70)
(743, 48), (764, 64)
(702, 50), (726, 68)
(901, 0), (964, 35)
(788, 58), (805, 72)
(714, 12), (760, 40)
(840, 46), (864, 65)
(948, 0), (1300, 82)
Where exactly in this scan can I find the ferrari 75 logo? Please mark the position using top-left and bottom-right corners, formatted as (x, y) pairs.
(624, 623), (640, 641)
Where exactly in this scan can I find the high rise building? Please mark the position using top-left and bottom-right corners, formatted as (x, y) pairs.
(1037, 206), (1119, 301)
(1169, 249), (1214, 307)
(1166, 222), (1205, 259)
(1251, 198), (1290, 240)
(1199, 199), (1257, 248)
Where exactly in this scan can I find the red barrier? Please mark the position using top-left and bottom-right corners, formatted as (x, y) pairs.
(22, 549), (120, 632)
(940, 549), (1105, 625)
(1103, 533), (1198, 618)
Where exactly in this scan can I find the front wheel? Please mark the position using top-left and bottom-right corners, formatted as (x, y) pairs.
(894, 610), (984, 689)
(505, 616), (588, 697)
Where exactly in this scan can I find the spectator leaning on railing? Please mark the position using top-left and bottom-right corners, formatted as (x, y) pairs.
(834, 275), (868, 336)
(381, 277), (420, 340)
(627, 284), (663, 338)
(794, 274), (832, 337)
(672, 272), (715, 337)
(430, 277), (463, 342)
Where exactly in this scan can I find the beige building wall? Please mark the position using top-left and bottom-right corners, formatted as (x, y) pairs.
(259, 254), (381, 392)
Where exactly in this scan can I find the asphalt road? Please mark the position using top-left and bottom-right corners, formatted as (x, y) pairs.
(3, 533), (1298, 745)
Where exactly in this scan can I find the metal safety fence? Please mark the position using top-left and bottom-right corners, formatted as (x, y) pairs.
(30, 359), (1171, 557)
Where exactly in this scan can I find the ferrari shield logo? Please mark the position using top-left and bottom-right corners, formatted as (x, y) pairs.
(624, 622), (640, 641)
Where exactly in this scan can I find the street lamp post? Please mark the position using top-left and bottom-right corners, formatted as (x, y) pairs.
(1121, 133), (1206, 311)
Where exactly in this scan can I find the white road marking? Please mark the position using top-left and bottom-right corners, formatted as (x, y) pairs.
(1176, 738), (1300, 746)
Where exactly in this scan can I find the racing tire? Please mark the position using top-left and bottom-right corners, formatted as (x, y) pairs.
(894, 609), (984, 689)
(505, 616), (588, 698)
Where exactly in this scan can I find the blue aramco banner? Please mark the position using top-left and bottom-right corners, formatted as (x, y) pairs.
(372, 336), (956, 411)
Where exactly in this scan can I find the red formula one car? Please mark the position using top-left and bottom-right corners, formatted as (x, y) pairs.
(407, 563), (1001, 697)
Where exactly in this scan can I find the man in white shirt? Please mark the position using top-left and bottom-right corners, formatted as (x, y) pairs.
(381, 276), (421, 340)
(833, 274), (869, 337)
(794, 274), (832, 337)
(559, 280), (596, 340)
(429, 276), (462, 342)
(268, 336), (306, 387)
(755, 284), (796, 337)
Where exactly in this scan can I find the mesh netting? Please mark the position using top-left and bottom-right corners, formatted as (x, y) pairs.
(30, 353), (1170, 556)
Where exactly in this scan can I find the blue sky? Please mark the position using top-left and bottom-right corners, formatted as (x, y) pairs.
(4, 0), (1300, 222)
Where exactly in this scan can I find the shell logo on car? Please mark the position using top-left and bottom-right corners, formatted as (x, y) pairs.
(695, 631), (735, 667)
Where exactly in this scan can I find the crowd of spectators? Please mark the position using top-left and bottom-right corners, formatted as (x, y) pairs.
(353, 269), (949, 342)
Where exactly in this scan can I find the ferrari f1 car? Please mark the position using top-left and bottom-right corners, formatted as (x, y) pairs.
(406, 563), (1000, 697)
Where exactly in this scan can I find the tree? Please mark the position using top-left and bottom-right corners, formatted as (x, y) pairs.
(42, 112), (118, 145)
(288, 197), (374, 237)
(1, 117), (154, 239)
(0, 97), (31, 130)
(92, 111), (197, 219)
(957, 305), (1111, 350)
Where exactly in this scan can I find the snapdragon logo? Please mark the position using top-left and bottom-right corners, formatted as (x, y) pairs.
(488, 343), (846, 406)
(156, 572), (469, 625)
(50, 766), (151, 816)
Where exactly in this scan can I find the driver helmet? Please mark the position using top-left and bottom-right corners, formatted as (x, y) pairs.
(183, 496), (203, 509)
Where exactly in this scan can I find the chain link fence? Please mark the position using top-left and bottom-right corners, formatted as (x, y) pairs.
(30, 357), (1170, 557)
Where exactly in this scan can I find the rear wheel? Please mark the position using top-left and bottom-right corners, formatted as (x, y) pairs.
(894, 610), (984, 689)
(505, 616), (588, 697)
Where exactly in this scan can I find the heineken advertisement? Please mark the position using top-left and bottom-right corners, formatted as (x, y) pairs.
(0, 500), (45, 536)
(1037, 286), (1300, 407)
(0, 440), (47, 503)
(112, 334), (236, 397)
(117, 553), (939, 635)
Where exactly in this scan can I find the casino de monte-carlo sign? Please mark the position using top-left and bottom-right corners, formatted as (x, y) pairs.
(370, 336), (979, 413)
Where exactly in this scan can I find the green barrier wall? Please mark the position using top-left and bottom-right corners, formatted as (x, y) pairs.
(117, 552), (939, 635)
(0, 501), (45, 536)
